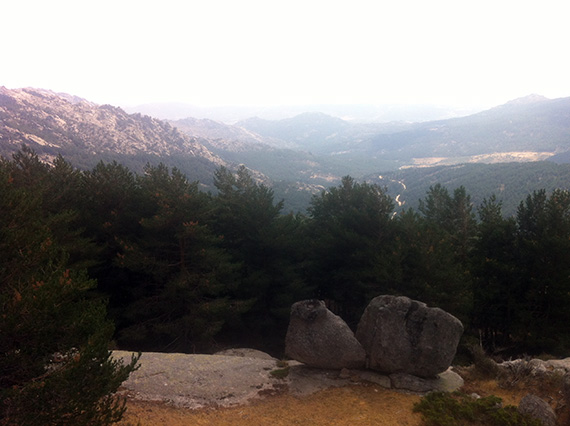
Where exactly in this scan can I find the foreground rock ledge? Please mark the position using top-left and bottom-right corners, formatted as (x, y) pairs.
(113, 351), (283, 409)
(113, 350), (463, 409)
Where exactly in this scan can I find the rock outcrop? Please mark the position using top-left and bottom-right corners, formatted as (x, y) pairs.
(285, 296), (463, 379)
(285, 299), (366, 369)
(356, 295), (463, 378)
(114, 349), (465, 409)
(499, 357), (570, 378)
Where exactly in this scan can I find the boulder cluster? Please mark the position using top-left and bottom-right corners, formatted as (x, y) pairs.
(285, 295), (464, 378)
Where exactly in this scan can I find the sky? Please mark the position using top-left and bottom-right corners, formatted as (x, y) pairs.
(2, 0), (570, 110)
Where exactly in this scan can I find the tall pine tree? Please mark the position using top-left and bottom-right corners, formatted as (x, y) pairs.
(307, 176), (394, 327)
(0, 150), (138, 425)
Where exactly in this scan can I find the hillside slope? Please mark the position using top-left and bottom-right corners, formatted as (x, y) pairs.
(363, 95), (570, 164)
(367, 161), (570, 217)
(233, 95), (570, 168)
(0, 87), (227, 183)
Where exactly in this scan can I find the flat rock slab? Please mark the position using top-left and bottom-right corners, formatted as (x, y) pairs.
(113, 351), (285, 409)
(113, 351), (465, 409)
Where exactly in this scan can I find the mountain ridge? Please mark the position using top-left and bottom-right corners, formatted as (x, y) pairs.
(126, 102), (482, 123)
(0, 87), (228, 183)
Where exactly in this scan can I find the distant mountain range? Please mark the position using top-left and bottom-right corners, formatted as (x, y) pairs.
(228, 95), (570, 165)
(361, 95), (570, 166)
(125, 102), (481, 123)
(2, 87), (570, 213)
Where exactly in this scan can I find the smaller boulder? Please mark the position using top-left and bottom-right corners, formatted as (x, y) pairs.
(518, 394), (556, 426)
(285, 300), (366, 369)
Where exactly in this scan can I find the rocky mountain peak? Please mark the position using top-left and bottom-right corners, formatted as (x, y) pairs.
(0, 87), (226, 173)
(503, 93), (549, 106)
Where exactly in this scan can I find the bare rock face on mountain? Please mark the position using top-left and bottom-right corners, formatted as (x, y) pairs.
(356, 295), (463, 378)
(285, 300), (366, 370)
(0, 86), (225, 170)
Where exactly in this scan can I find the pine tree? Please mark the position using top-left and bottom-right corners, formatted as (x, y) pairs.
(307, 176), (395, 326)
(211, 166), (306, 351)
(514, 189), (570, 353)
(413, 184), (475, 321)
(0, 154), (139, 425)
(116, 164), (245, 352)
(471, 195), (518, 351)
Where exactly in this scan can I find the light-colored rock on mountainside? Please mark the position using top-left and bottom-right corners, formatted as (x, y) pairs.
(0, 87), (225, 166)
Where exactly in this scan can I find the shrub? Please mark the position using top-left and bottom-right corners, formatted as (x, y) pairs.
(0, 262), (140, 425)
(270, 361), (290, 379)
(413, 392), (542, 426)
(469, 345), (500, 379)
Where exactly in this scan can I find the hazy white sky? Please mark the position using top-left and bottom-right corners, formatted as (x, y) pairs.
(2, 0), (569, 109)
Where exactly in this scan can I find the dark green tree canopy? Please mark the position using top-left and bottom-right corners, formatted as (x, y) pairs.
(307, 176), (395, 326)
(5, 146), (570, 376)
(0, 150), (138, 425)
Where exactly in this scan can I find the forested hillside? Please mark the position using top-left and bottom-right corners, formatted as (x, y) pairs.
(233, 95), (570, 165)
(362, 95), (570, 163)
(368, 161), (570, 217)
(169, 95), (570, 213)
(3, 147), (570, 360)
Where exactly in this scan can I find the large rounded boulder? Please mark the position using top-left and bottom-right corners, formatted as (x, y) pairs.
(285, 300), (366, 369)
(356, 295), (463, 378)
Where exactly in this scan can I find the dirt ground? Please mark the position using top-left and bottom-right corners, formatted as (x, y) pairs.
(118, 379), (527, 426)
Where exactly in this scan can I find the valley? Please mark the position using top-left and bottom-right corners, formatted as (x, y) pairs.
(2, 87), (570, 215)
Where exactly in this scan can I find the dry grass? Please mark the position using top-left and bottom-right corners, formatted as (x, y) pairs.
(118, 348), (570, 426)
(118, 384), (423, 426)
(117, 377), (549, 426)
